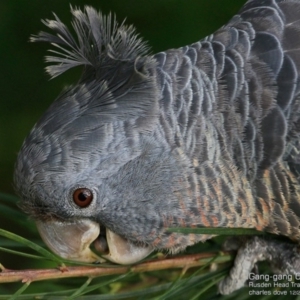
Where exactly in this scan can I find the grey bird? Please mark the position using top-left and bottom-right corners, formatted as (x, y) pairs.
(13, 0), (300, 294)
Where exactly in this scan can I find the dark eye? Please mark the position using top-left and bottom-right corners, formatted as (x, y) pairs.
(73, 188), (93, 208)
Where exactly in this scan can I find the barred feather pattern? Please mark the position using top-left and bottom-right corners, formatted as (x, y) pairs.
(151, 0), (300, 248)
(15, 0), (300, 253)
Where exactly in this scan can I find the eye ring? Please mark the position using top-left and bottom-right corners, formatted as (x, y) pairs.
(72, 188), (93, 208)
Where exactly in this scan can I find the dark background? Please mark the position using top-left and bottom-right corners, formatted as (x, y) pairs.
(0, 0), (245, 196)
(0, 0), (251, 297)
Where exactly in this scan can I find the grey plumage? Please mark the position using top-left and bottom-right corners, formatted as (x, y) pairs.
(14, 0), (300, 293)
(30, 7), (150, 78)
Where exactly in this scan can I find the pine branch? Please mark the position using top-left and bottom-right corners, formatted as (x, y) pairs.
(0, 252), (232, 283)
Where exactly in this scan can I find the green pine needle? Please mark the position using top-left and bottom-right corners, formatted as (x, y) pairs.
(0, 192), (276, 299)
(168, 227), (264, 236)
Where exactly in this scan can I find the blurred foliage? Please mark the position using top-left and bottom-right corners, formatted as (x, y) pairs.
(2, 0), (278, 299)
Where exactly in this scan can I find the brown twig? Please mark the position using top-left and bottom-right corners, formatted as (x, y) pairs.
(0, 252), (232, 283)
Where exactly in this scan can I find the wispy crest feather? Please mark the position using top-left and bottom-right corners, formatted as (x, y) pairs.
(30, 6), (150, 78)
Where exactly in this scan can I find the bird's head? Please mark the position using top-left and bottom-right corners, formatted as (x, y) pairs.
(14, 6), (195, 264)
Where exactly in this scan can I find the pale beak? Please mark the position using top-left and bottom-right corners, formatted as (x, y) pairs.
(36, 219), (103, 262)
(101, 228), (153, 264)
(36, 220), (152, 264)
